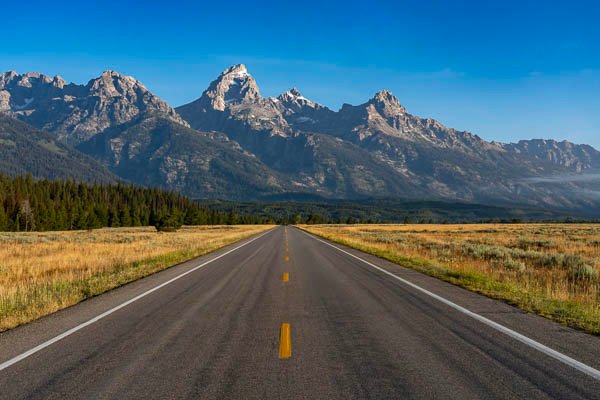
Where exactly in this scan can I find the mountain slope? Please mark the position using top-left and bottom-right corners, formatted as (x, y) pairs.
(0, 114), (116, 182)
(0, 70), (187, 145)
(77, 115), (287, 199)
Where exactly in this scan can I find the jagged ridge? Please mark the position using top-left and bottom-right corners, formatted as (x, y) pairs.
(0, 70), (187, 145)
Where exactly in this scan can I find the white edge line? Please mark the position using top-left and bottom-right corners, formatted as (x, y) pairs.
(298, 228), (600, 382)
(0, 228), (275, 372)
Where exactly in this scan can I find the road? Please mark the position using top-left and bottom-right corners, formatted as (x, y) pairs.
(1, 226), (600, 399)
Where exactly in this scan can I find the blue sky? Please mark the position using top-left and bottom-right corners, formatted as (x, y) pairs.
(1, 0), (599, 147)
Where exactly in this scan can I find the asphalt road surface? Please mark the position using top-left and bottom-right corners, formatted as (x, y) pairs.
(1, 226), (600, 399)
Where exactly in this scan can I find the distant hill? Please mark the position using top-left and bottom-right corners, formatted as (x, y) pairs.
(0, 114), (116, 183)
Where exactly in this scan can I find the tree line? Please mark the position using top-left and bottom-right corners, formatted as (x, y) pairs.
(0, 174), (266, 232)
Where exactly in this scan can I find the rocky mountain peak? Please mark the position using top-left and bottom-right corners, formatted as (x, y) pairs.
(277, 87), (311, 104)
(23, 72), (43, 79)
(275, 88), (330, 117)
(3, 70), (18, 79)
(0, 71), (17, 88)
(368, 90), (406, 116)
(289, 87), (303, 97)
(199, 64), (261, 111)
(0, 71), (66, 90)
(87, 70), (145, 97)
(52, 75), (66, 88)
(0, 69), (188, 144)
(101, 69), (124, 77)
(222, 63), (249, 77)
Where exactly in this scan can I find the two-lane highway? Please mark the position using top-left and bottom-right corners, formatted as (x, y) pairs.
(1, 226), (600, 399)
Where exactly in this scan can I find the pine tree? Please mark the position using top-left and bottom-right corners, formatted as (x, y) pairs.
(0, 200), (8, 231)
(119, 205), (133, 227)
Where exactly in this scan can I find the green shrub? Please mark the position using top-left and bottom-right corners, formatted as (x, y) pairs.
(503, 258), (526, 272)
(568, 264), (598, 283)
(153, 212), (183, 232)
(516, 239), (553, 250)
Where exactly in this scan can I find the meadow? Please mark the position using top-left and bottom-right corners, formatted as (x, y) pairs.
(0, 225), (272, 331)
(301, 224), (600, 334)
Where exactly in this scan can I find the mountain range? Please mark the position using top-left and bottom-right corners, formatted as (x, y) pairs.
(1, 64), (599, 210)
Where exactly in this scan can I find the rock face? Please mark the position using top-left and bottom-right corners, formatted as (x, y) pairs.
(0, 70), (187, 145)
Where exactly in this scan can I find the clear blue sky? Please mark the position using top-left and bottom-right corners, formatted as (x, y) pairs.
(1, 0), (599, 147)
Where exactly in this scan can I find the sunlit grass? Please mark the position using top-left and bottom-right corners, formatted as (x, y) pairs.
(300, 224), (600, 334)
(0, 225), (273, 331)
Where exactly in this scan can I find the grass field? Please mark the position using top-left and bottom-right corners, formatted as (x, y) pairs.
(0, 225), (273, 331)
(300, 224), (600, 334)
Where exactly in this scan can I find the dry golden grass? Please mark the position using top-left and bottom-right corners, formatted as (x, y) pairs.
(0, 225), (273, 331)
(300, 224), (600, 334)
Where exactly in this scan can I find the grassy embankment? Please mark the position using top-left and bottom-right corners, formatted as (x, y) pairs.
(0, 225), (273, 331)
(300, 224), (600, 334)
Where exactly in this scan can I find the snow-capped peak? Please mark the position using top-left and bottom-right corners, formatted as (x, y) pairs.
(369, 89), (406, 116)
(278, 88), (311, 104)
(221, 64), (250, 79)
(197, 64), (262, 111)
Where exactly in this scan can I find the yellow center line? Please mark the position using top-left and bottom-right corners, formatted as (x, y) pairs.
(280, 229), (292, 360)
(279, 323), (292, 359)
